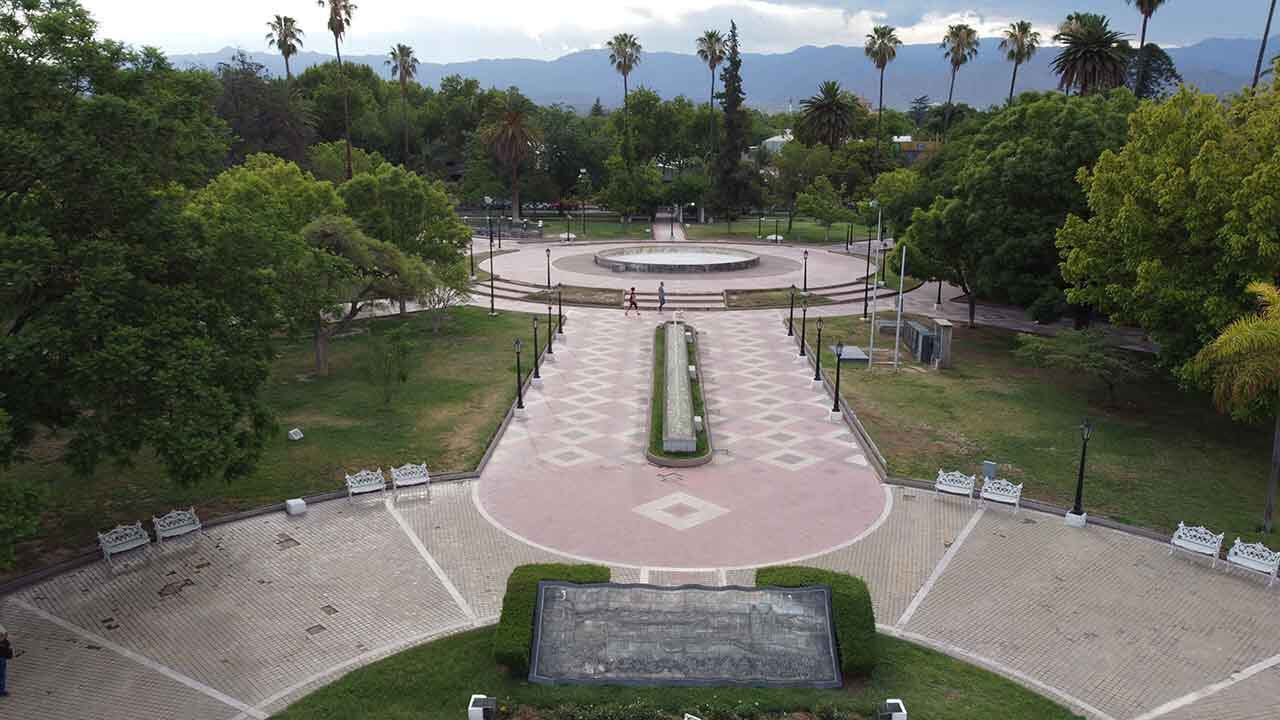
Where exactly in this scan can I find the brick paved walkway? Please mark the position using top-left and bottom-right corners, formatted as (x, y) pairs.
(0, 301), (1274, 720)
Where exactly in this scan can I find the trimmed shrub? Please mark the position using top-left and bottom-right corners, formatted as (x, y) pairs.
(493, 563), (611, 676)
(755, 566), (877, 677)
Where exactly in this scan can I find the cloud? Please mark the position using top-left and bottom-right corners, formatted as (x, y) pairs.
(82, 0), (1258, 61)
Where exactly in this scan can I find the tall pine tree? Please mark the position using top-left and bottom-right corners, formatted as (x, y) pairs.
(710, 21), (757, 222)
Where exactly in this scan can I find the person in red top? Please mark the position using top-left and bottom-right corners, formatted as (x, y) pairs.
(625, 287), (639, 317)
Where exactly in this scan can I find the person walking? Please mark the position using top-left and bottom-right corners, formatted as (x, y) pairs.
(625, 287), (640, 317)
(657, 281), (667, 314)
(0, 623), (11, 697)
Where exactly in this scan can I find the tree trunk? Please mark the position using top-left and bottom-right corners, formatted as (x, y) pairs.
(1266, 402), (1280, 533)
(1008, 61), (1019, 105)
(1254, 0), (1277, 89)
(936, 281), (942, 305)
(877, 66), (885, 157)
(284, 54), (292, 82)
(313, 317), (330, 374)
(967, 293), (976, 328)
(944, 66), (958, 140)
(709, 68), (716, 155)
(511, 166), (521, 222)
(335, 35), (353, 180)
(1139, 15), (1149, 49)
(399, 296), (407, 317)
(622, 73), (630, 164)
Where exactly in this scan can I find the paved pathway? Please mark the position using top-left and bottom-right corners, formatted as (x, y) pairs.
(0, 302), (1273, 720)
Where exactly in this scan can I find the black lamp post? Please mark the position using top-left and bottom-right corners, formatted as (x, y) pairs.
(757, 214), (762, 238)
(546, 303), (554, 354)
(488, 236), (497, 317)
(469, 240), (475, 279)
(513, 338), (524, 410)
(774, 216), (780, 242)
(879, 240), (888, 283)
(813, 317), (824, 381)
(565, 209), (571, 242)
(1072, 418), (1093, 517)
(531, 317), (541, 380)
(557, 284), (564, 334)
(799, 298), (809, 357)
(787, 284), (796, 336)
(832, 341), (844, 413)
(802, 249), (809, 292)
(545, 248), (552, 290)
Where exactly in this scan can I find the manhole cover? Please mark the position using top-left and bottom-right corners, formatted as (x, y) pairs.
(276, 533), (300, 550)
(306, 624), (326, 635)
(159, 579), (194, 597)
(320, 605), (338, 616)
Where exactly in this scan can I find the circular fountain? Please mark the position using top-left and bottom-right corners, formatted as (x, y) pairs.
(593, 246), (761, 273)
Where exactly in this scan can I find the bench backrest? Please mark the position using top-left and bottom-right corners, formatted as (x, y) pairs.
(391, 463), (430, 486)
(99, 521), (149, 549)
(936, 470), (975, 491)
(153, 508), (201, 538)
(1171, 522), (1224, 554)
(346, 468), (386, 492)
(980, 477), (1022, 499)
(1227, 538), (1279, 573)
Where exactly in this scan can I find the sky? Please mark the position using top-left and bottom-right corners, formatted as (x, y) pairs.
(84, 1), (1266, 62)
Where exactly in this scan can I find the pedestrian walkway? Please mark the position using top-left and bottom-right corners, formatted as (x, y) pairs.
(0, 303), (1271, 720)
(652, 212), (689, 242)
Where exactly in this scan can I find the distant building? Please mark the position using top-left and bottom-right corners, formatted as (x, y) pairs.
(761, 129), (793, 155)
(893, 136), (941, 165)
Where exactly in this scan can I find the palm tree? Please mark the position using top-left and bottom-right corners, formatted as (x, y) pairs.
(695, 30), (726, 154)
(1192, 282), (1280, 533)
(1254, 0), (1277, 89)
(485, 98), (541, 222)
(1052, 14), (1131, 96)
(1127, 1), (1167, 94)
(999, 21), (1041, 104)
(386, 43), (418, 162)
(317, 0), (356, 180)
(799, 80), (855, 150)
(940, 24), (979, 138)
(606, 33), (642, 157)
(864, 25), (902, 155)
(265, 15), (304, 83)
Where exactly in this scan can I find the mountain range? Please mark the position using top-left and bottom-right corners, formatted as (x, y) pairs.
(170, 36), (1277, 111)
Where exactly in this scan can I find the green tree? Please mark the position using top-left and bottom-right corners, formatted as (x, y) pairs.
(1, 0), (280, 492)
(1057, 85), (1280, 369)
(795, 176), (852, 242)
(1254, 0), (1276, 89)
(306, 140), (385, 183)
(902, 196), (982, 325)
(1015, 329), (1146, 403)
(1128, 44), (1182, 100)
(773, 142), (834, 228)
(710, 21), (757, 222)
(340, 163), (470, 313)
(0, 476), (42, 571)
(483, 92), (541, 220)
(599, 153), (662, 218)
(799, 80), (856, 150)
(368, 325), (414, 405)
(908, 95), (930, 128)
(386, 43), (419, 162)
(1126, 0), (1168, 94)
(869, 168), (928, 239)
(317, 0), (356, 179)
(999, 21), (1041, 104)
(940, 24), (980, 137)
(1191, 282), (1280, 533)
(695, 29), (726, 154)
(864, 25), (902, 154)
(265, 14), (304, 82)
(1052, 13), (1131, 96)
(215, 51), (316, 164)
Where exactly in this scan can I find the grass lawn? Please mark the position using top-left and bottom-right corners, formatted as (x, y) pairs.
(1, 306), (536, 579)
(803, 315), (1278, 545)
(685, 218), (872, 244)
(726, 288), (835, 309)
(526, 285), (623, 307)
(272, 626), (1078, 720)
(648, 325), (710, 459)
(553, 217), (652, 240)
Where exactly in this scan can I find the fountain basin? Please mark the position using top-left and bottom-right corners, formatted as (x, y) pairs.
(594, 245), (760, 273)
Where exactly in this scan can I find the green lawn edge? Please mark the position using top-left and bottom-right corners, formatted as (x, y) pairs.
(647, 324), (710, 460)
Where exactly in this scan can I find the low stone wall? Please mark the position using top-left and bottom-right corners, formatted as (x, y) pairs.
(663, 321), (696, 453)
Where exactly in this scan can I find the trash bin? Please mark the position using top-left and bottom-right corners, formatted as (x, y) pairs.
(876, 698), (907, 720)
(468, 694), (497, 720)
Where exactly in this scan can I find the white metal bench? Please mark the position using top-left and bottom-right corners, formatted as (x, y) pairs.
(390, 462), (431, 500)
(152, 507), (202, 545)
(1169, 522), (1224, 568)
(98, 521), (151, 565)
(979, 477), (1023, 511)
(1226, 538), (1279, 586)
(934, 470), (975, 501)
(345, 468), (386, 501)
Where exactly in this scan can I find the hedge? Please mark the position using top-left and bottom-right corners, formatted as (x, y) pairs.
(755, 565), (878, 677)
(492, 563), (611, 676)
